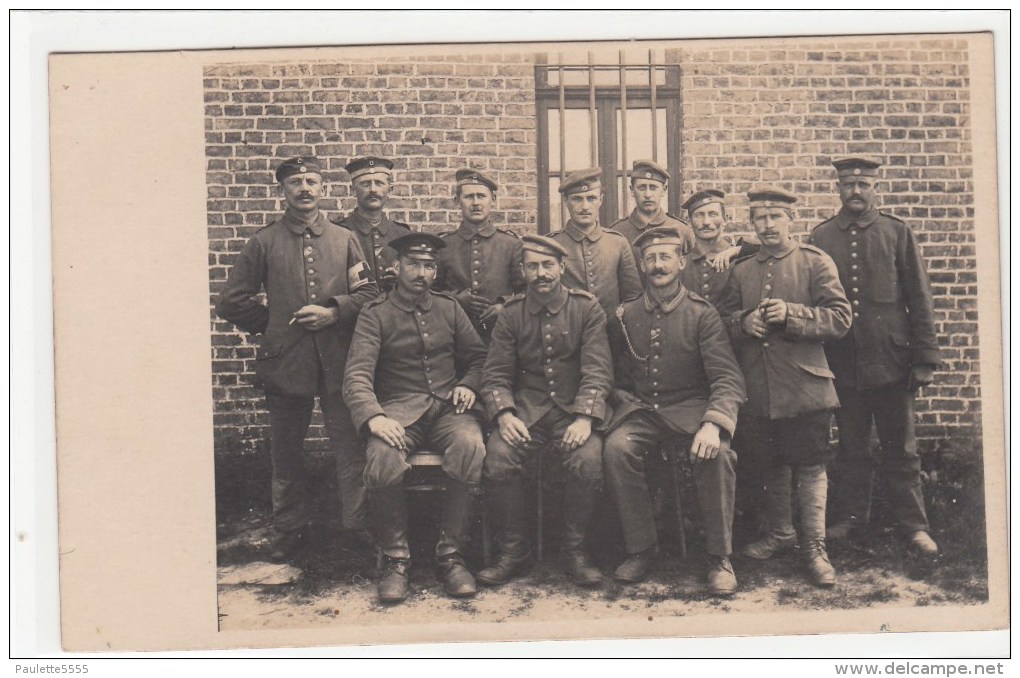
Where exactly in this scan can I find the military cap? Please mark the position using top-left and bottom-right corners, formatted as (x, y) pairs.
(681, 189), (726, 215)
(521, 234), (569, 259)
(747, 186), (798, 209)
(389, 232), (446, 260)
(345, 156), (394, 181)
(559, 167), (603, 195)
(832, 156), (883, 178)
(633, 226), (691, 254)
(628, 159), (669, 184)
(455, 168), (498, 193)
(275, 156), (323, 182)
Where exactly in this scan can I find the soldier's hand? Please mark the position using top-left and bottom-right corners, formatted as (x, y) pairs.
(292, 305), (339, 331)
(908, 364), (935, 391)
(367, 415), (408, 452)
(561, 416), (593, 453)
(451, 386), (476, 414)
(497, 411), (531, 448)
(709, 245), (743, 272)
(478, 303), (503, 328)
(741, 309), (769, 339)
(760, 298), (788, 325)
(456, 290), (493, 316)
(690, 422), (722, 462)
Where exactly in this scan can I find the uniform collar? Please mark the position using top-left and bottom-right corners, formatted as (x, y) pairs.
(526, 284), (569, 315)
(754, 239), (798, 262)
(348, 209), (394, 236)
(643, 285), (687, 314)
(389, 289), (434, 313)
(282, 210), (327, 236)
(455, 220), (496, 240)
(689, 235), (732, 261)
(564, 220), (603, 242)
(835, 205), (880, 230)
(628, 206), (666, 230)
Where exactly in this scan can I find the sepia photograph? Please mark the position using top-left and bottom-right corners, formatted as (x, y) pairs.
(29, 10), (1009, 660)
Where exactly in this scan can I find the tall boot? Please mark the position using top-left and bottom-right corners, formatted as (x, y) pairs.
(797, 464), (835, 587)
(742, 464), (797, 560)
(476, 478), (531, 586)
(561, 480), (603, 587)
(435, 479), (477, 598)
(367, 486), (410, 603)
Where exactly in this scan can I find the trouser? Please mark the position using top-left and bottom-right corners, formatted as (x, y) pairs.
(831, 385), (930, 533)
(483, 407), (604, 558)
(265, 375), (365, 533)
(603, 410), (736, 556)
(739, 411), (833, 543)
(364, 399), (486, 559)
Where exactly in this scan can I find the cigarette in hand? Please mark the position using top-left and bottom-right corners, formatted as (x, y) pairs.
(288, 316), (297, 326)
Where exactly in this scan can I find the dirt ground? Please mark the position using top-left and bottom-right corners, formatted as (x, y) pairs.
(215, 448), (988, 633)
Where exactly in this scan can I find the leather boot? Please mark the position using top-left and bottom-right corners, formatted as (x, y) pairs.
(613, 546), (656, 584)
(476, 478), (531, 586)
(435, 480), (477, 597)
(368, 486), (411, 603)
(561, 480), (603, 588)
(797, 464), (836, 587)
(742, 465), (797, 560)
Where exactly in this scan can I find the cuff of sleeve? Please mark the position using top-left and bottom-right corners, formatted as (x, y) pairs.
(484, 389), (517, 421)
(331, 295), (359, 327)
(351, 404), (387, 432)
(702, 410), (737, 437)
(571, 388), (606, 421)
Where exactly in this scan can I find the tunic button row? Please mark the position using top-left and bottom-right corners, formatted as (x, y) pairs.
(309, 281), (316, 287)
(304, 246), (313, 254)
(307, 257), (314, 263)
(853, 312), (860, 318)
(764, 284), (772, 292)
(308, 269), (315, 275)
(702, 272), (709, 279)
(550, 391), (557, 397)
(304, 233), (311, 239)
(310, 294), (317, 300)
(763, 341), (770, 348)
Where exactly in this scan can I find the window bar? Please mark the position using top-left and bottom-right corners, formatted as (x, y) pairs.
(649, 50), (658, 163)
(558, 59), (567, 230)
(588, 51), (597, 166)
(619, 51), (629, 216)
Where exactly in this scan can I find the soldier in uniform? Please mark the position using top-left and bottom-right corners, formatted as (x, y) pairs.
(603, 227), (746, 594)
(342, 232), (488, 604)
(550, 168), (643, 318)
(216, 156), (378, 560)
(808, 157), (940, 556)
(608, 159), (696, 265)
(717, 187), (852, 587)
(333, 156), (411, 292)
(477, 235), (614, 588)
(680, 189), (756, 307)
(436, 168), (525, 340)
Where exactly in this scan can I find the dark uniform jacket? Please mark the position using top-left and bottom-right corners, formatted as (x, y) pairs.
(550, 220), (643, 318)
(343, 290), (487, 431)
(436, 220), (526, 323)
(333, 210), (411, 289)
(481, 284), (613, 428)
(680, 236), (740, 307)
(717, 241), (852, 420)
(606, 287), (746, 437)
(216, 211), (378, 397)
(808, 207), (940, 390)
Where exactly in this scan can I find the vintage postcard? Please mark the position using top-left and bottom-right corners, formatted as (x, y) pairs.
(41, 13), (1007, 656)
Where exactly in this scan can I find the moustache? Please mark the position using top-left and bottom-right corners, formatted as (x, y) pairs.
(650, 268), (669, 277)
(534, 277), (553, 284)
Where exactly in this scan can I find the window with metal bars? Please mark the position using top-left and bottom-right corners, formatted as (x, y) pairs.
(535, 53), (683, 234)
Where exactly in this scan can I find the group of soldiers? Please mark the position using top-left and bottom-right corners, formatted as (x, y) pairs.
(216, 151), (941, 605)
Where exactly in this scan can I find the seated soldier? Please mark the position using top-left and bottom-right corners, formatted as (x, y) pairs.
(343, 232), (488, 604)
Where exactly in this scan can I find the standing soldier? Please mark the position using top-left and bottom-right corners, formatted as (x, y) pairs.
(343, 233), (488, 604)
(550, 168), (643, 318)
(603, 227), (746, 594)
(808, 157), (940, 556)
(718, 187), (852, 587)
(216, 156), (378, 560)
(333, 156), (411, 292)
(478, 235), (614, 589)
(680, 189), (754, 307)
(608, 159), (696, 267)
(436, 168), (525, 340)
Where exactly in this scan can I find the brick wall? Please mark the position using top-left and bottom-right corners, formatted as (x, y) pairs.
(206, 37), (979, 458)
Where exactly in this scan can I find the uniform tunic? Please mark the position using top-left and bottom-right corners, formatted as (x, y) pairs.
(334, 210), (411, 291)
(679, 236), (741, 308)
(608, 207), (696, 268)
(550, 221), (643, 318)
(603, 287), (746, 555)
(436, 220), (525, 335)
